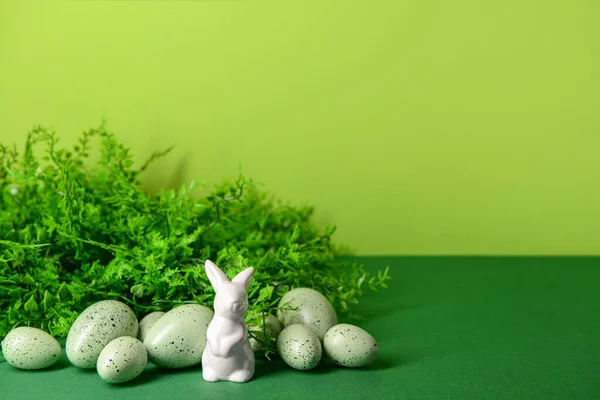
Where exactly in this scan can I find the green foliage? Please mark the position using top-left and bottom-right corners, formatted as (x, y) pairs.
(0, 123), (390, 356)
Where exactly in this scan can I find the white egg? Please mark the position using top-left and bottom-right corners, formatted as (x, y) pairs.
(143, 303), (213, 368)
(277, 288), (338, 341)
(138, 311), (165, 343)
(66, 300), (138, 368)
(97, 336), (148, 384)
(277, 324), (322, 370)
(1, 327), (62, 370)
(323, 324), (379, 367)
(248, 313), (282, 353)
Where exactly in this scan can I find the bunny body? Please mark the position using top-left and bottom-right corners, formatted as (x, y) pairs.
(202, 260), (255, 383)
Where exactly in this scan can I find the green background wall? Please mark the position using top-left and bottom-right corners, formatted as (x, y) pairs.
(1, 1), (599, 255)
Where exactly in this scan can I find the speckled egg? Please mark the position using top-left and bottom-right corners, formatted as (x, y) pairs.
(1, 327), (62, 370)
(143, 304), (213, 368)
(323, 324), (379, 367)
(277, 324), (322, 370)
(248, 313), (282, 353)
(276, 288), (338, 341)
(97, 336), (148, 384)
(137, 311), (165, 343)
(66, 300), (139, 368)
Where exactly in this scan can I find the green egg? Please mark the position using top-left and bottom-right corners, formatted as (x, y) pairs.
(277, 324), (322, 370)
(137, 311), (165, 343)
(248, 313), (282, 353)
(1, 327), (62, 370)
(323, 324), (379, 367)
(276, 288), (337, 341)
(97, 336), (148, 384)
(143, 304), (213, 368)
(66, 300), (138, 369)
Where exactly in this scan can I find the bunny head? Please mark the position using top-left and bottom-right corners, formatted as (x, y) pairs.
(205, 260), (254, 320)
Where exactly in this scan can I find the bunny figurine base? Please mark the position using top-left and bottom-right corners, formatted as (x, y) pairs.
(202, 260), (255, 383)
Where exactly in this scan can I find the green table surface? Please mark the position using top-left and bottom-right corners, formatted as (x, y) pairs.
(1, 256), (599, 399)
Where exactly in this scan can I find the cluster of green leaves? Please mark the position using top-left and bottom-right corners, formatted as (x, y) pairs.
(0, 123), (390, 356)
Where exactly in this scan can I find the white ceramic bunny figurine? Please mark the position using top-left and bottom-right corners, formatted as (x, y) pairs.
(202, 259), (255, 383)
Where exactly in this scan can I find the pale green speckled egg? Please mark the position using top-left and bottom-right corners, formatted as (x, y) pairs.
(248, 313), (282, 353)
(143, 304), (213, 368)
(66, 300), (139, 368)
(1, 327), (62, 370)
(276, 288), (337, 341)
(97, 336), (148, 384)
(277, 324), (322, 370)
(137, 311), (165, 343)
(323, 324), (379, 367)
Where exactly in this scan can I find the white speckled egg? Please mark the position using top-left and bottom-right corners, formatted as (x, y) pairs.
(323, 324), (379, 367)
(248, 313), (282, 353)
(143, 304), (213, 368)
(277, 324), (322, 370)
(66, 300), (139, 368)
(97, 336), (148, 384)
(276, 288), (338, 341)
(1, 327), (62, 370)
(138, 311), (165, 343)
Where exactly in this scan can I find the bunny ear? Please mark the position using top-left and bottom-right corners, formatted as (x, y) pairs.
(232, 267), (254, 289)
(205, 260), (229, 291)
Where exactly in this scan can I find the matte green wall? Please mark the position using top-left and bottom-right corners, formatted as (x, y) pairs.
(1, 1), (599, 255)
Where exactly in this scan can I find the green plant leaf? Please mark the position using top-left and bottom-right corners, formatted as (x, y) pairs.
(42, 290), (55, 310)
(130, 284), (144, 298)
(21, 273), (35, 285)
(24, 295), (38, 312)
(57, 282), (72, 301)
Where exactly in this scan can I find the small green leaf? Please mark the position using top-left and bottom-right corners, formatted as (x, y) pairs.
(21, 273), (35, 285)
(24, 295), (38, 312)
(257, 286), (274, 303)
(42, 290), (55, 310)
(130, 284), (144, 298)
(57, 282), (72, 301)
(357, 273), (366, 288)
(8, 308), (19, 322)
